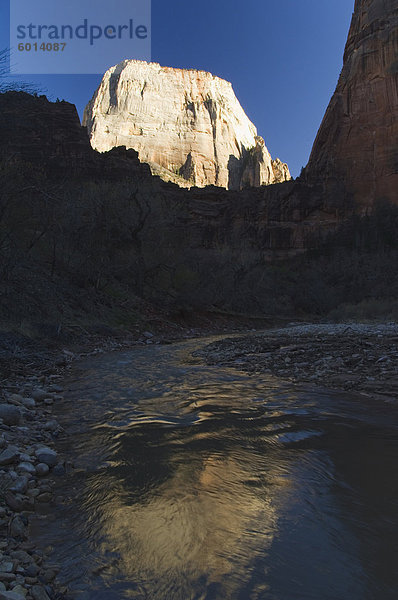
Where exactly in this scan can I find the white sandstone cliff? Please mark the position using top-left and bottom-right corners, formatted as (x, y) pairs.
(83, 60), (290, 190)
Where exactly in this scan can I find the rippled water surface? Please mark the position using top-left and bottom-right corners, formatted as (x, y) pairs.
(35, 339), (398, 599)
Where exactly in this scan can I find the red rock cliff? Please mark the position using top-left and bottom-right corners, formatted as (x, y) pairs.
(306, 0), (398, 210)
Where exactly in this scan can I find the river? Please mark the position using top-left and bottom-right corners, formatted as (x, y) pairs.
(33, 337), (398, 599)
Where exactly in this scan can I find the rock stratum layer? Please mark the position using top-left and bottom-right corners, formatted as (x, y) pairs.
(83, 60), (290, 190)
(306, 0), (398, 209)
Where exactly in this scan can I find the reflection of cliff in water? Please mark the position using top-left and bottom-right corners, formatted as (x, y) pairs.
(79, 426), (292, 598)
(32, 342), (398, 599)
(87, 456), (284, 597)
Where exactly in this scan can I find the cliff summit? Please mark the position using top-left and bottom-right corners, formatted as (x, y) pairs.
(83, 60), (290, 190)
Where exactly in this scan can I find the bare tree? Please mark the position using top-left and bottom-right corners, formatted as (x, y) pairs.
(0, 48), (43, 94)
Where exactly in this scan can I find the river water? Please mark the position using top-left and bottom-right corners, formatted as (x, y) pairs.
(34, 338), (398, 599)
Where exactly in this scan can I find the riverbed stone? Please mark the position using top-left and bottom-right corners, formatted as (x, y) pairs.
(10, 476), (29, 495)
(48, 384), (63, 393)
(52, 464), (65, 476)
(10, 552), (31, 565)
(35, 464), (49, 477)
(0, 592), (25, 600)
(8, 394), (24, 405)
(31, 390), (49, 402)
(24, 565), (39, 578)
(0, 447), (19, 466)
(18, 463), (36, 476)
(9, 586), (27, 598)
(42, 421), (58, 432)
(0, 573), (16, 583)
(10, 516), (27, 540)
(34, 449), (57, 468)
(0, 563), (14, 574)
(25, 491), (38, 504)
(41, 570), (56, 584)
(36, 493), (52, 504)
(18, 454), (32, 463)
(30, 585), (50, 600)
(20, 398), (35, 409)
(0, 406), (21, 427)
(4, 492), (32, 513)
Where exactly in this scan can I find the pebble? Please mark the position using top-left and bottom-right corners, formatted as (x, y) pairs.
(48, 385), (63, 393)
(9, 586), (27, 598)
(10, 516), (27, 540)
(0, 591), (26, 600)
(42, 421), (58, 432)
(0, 574), (16, 583)
(8, 395), (24, 405)
(31, 585), (51, 600)
(34, 449), (57, 468)
(0, 406), (21, 427)
(31, 391), (49, 402)
(10, 477), (29, 495)
(36, 493), (52, 504)
(24, 565), (39, 578)
(10, 552), (31, 564)
(26, 489), (40, 499)
(41, 570), (56, 584)
(18, 463), (36, 476)
(0, 562), (14, 574)
(18, 454), (32, 463)
(52, 464), (65, 477)
(35, 464), (49, 477)
(20, 398), (35, 409)
(4, 492), (32, 513)
(0, 447), (20, 467)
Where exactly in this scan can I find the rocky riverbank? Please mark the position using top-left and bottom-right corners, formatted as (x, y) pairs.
(0, 373), (67, 600)
(0, 331), (167, 600)
(196, 323), (398, 402)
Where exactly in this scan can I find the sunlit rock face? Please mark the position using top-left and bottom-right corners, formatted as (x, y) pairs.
(83, 60), (290, 190)
(306, 0), (398, 209)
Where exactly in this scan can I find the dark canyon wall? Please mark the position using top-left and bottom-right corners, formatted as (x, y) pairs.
(0, 0), (397, 318)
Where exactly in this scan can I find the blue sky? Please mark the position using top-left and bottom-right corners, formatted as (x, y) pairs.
(0, 0), (354, 177)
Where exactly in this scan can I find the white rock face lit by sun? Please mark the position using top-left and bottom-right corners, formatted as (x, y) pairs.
(83, 60), (290, 190)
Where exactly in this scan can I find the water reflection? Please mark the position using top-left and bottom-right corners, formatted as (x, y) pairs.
(35, 342), (398, 600)
(86, 454), (280, 598)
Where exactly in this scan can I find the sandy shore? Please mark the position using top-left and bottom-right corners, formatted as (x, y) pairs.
(196, 322), (398, 403)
